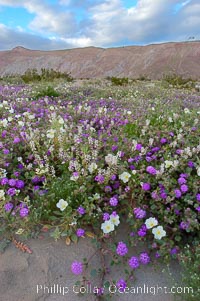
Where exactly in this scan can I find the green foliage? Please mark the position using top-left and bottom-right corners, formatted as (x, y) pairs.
(163, 74), (195, 88)
(109, 77), (129, 86)
(137, 74), (150, 81)
(178, 244), (200, 300)
(21, 68), (41, 83)
(21, 68), (73, 83)
(35, 86), (60, 98)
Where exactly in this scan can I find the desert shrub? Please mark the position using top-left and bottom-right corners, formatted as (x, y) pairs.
(110, 77), (129, 86)
(163, 74), (195, 88)
(21, 68), (73, 83)
(178, 244), (200, 300)
(137, 74), (150, 81)
(21, 68), (41, 83)
(35, 85), (60, 98)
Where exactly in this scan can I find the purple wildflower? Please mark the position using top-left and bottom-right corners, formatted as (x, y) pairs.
(15, 180), (25, 189)
(180, 184), (188, 193)
(125, 186), (130, 192)
(76, 229), (85, 237)
(128, 256), (140, 269)
(95, 287), (104, 296)
(7, 188), (16, 196)
(178, 178), (186, 185)
(174, 209), (180, 215)
(32, 176), (41, 184)
(18, 164), (24, 169)
(128, 158), (134, 163)
(116, 242), (128, 256)
(180, 173), (188, 178)
(180, 221), (189, 230)
(77, 206), (85, 215)
(138, 225), (147, 237)
(174, 189), (182, 198)
(2, 130), (7, 138)
(104, 186), (112, 192)
(160, 138), (167, 144)
(110, 174), (117, 181)
(14, 172), (20, 177)
(155, 252), (161, 258)
(188, 161), (195, 168)
(116, 279), (127, 292)
(13, 137), (21, 144)
(95, 174), (104, 184)
(3, 149), (9, 155)
(140, 252), (150, 264)
(4, 202), (14, 212)
(112, 181), (120, 189)
(109, 196), (118, 206)
(151, 191), (159, 199)
(103, 213), (110, 221)
(71, 261), (83, 275)
(146, 166), (157, 175)
(111, 145), (118, 151)
(142, 183), (151, 191)
(133, 207), (146, 219)
(160, 192), (167, 199)
(196, 194), (200, 202)
(135, 144), (142, 151)
(1, 177), (8, 185)
(196, 206), (200, 212)
(19, 207), (29, 218)
(8, 179), (16, 187)
(176, 149), (183, 155)
(170, 247), (179, 255)
(152, 147), (160, 153)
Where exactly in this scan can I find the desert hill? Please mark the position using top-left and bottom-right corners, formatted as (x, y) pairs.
(0, 42), (200, 79)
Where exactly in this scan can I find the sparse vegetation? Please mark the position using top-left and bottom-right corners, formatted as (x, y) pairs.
(1, 68), (74, 84)
(162, 74), (195, 89)
(107, 76), (129, 86)
(35, 85), (60, 98)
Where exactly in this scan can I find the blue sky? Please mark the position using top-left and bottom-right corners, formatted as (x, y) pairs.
(0, 0), (199, 50)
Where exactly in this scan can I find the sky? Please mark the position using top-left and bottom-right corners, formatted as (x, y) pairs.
(0, 0), (199, 51)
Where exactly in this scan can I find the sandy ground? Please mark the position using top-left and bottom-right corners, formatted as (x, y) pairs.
(0, 224), (184, 301)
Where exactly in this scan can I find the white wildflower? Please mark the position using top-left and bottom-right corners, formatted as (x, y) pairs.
(119, 171), (131, 183)
(145, 217), (158, 229)
(110, 213), (120, 226)
(101, 220), (115, 234)
(56, 199), (68, 211)
(152, 226), (166, 240)
(88, 162), (98, 173)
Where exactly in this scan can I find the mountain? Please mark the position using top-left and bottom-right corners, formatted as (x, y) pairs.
(0, 42), (200, 79)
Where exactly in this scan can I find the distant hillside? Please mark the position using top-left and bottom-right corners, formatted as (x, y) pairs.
(0, 42), (200, 79)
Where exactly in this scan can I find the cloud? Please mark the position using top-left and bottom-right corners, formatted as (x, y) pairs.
(0, 0), (200, 50)
(83, 0), (200, 46)
(0, 23), (73, 50)
(0, 0), (77, 36)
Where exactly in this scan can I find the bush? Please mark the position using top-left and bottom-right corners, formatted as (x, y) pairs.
(21, 68), (73, 83)
(35, 86), (60, 98)
(163, 74), (195, 88)
(178, 244), (200, 300)
(110, 77), (129, 86)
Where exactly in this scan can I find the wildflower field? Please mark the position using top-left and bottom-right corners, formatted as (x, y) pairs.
(0, 79), (199, 299)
